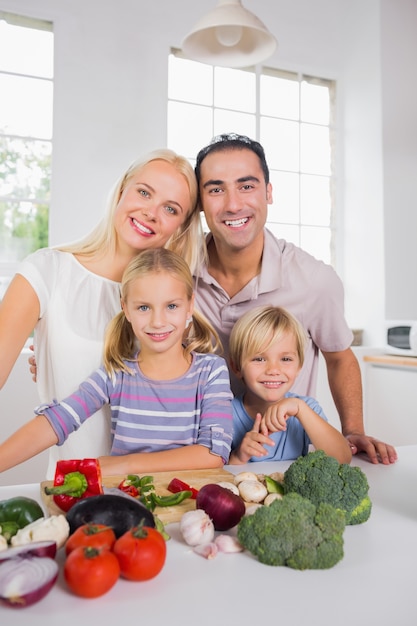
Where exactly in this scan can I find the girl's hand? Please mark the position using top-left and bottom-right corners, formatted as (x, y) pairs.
(231, 414), (274, 464)
(261, 397), (301, 433)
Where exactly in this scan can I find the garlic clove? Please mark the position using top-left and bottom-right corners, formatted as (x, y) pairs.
(193, 542), (218, 559)
(214, 534), (244, 553)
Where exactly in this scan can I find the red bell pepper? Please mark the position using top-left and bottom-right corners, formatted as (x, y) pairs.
(44, 458), (103, 512)
(167, 477), (199, 499)
(117, 475), (141, 498)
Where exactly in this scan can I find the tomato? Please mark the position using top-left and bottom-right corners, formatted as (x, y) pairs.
(64, 546), (120, 598)
(113, 524), (167, 581)
(65, 523), (116, 556)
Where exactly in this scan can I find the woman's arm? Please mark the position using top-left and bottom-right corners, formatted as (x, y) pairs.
(0, 415), (59, 472)
(98, 444), (223, 477)
(0, 274), (40, 389)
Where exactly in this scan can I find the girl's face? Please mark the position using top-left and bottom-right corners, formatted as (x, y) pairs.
(114, 160), (192, 256)
(122, 271), (194, 358)
(235, 331), (301, 404)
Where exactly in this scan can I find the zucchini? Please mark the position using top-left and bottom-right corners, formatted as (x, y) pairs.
(66, 494), (155, 537)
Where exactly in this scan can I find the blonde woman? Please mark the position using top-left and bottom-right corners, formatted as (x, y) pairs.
(0, 150), (205, 477)
(228, 306), (352, 465)
(0, 249), (233, 477)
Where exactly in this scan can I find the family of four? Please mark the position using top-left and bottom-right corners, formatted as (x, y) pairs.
(0, 134), (397, 481)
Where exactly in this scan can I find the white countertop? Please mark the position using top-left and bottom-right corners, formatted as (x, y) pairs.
(1, 446), (416, 626)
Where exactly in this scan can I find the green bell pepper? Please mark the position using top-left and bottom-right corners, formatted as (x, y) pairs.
(0, 496), (44, 543)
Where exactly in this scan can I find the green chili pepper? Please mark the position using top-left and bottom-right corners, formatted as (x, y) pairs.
(0, 496), (44, 543)
(151, 490), (193, 508)
(264, 475), (285, 495)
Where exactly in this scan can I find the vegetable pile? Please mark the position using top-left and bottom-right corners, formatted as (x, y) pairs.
(237, 492), (346, 570)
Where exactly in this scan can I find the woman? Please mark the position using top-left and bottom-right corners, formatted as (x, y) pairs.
(0, 149), (204, 477)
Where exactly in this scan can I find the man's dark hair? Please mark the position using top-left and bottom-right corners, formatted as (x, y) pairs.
(195, 133), (270, 185)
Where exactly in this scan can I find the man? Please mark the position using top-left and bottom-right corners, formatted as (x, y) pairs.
(193, 133), (396, 465)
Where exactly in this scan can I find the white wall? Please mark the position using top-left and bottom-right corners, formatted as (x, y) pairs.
(3, 0), (408, 333)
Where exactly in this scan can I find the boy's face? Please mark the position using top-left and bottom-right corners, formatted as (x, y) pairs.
(235, 331), (301, 405)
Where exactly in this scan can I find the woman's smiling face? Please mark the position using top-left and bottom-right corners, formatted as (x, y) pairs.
(114, 159), (192, 256)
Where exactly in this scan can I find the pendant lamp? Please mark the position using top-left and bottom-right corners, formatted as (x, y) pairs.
(181, 0), (277, 68)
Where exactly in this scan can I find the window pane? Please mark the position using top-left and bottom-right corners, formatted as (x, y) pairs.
(214, 67), (256, 112)
(214, 109), (255, 138)
(0, 18), (53, 78)
(0, 137), (51, 200)
(261, 117), (299, 171)
(300, 123), (331, 175)
(300, 225), (331, 264)
(268, 171), (299, 224)
(0, 74), (53, 138)
(167, 101), (213, 158)
(301, 78), (330, 124)
(260, 70), (299, 120)
(266, 222), (300, 247)
(168, 54), (213, 105)
(300, 174), (331, 226)
(0, 200), (48, 261)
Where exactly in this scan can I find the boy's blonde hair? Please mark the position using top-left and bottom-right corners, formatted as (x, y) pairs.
(57, 149), (205, 275)
(103, 248), (221, 375)
(229, 305), (307, 372)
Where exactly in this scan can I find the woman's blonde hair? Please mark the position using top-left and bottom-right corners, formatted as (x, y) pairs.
(229, 305), (307, 372)
(103, 248), (222, 375)
(57, 149), (205, 275)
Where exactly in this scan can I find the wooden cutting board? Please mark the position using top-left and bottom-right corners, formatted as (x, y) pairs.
(40, 467), (236, 525)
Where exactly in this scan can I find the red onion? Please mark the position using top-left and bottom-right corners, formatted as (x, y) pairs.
(0, 556), (58, 608)
(196, 483), (246, 531)
(0, 541), (57, 563)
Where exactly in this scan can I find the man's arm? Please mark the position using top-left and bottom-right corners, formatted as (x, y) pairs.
(322, 348), (397, 464)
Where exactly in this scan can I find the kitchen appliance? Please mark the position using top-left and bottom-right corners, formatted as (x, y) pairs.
(386, 320), (417, 356)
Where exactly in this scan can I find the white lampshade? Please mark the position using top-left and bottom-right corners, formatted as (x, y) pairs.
(181, 0), (277, 68)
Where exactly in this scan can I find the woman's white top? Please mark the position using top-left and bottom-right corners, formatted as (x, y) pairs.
(17, 248), (121, 478)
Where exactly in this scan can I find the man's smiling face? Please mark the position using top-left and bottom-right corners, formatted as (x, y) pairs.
(199, 148), (273, 253)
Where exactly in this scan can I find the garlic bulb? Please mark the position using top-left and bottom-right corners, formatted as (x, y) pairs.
(179, 509), (215, 546)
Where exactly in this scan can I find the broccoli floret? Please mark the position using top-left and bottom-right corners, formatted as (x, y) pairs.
(283, 450), (371, 525)
(237, 492), (345, 570)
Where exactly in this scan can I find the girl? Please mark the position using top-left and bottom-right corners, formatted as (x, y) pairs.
(0, 249), (233, 476)
(0, 149), (205, 477)
(228, 306), (352, 465)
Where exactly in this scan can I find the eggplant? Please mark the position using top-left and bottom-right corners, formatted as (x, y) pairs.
(65, 494), (155, 538)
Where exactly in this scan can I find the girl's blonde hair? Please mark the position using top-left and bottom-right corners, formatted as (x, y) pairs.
(229, 305), (307, 372)
(103, 248), (222, 375)
(57, 149), (205, 275)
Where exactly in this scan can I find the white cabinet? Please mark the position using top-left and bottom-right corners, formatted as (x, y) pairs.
(365, 360), (417, 445)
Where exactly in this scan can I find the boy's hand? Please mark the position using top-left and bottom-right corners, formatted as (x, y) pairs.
(261, 397), (301, 433)
(231, 414), (274, 464)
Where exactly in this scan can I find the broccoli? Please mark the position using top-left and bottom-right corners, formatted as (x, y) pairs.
(283, 450), (372, 525)
(237, 492), (346, 570)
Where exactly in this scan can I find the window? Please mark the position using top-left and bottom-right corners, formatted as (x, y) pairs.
(168, 50), (335, 265)
(0, 13), (53, 297)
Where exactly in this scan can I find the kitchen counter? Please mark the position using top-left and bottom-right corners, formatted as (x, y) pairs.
(364, 353), (417, 368)
(1, 446), (416, 626)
